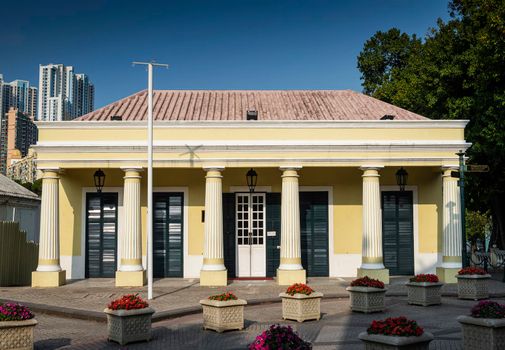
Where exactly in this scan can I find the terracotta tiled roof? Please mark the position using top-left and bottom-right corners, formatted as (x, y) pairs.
(75, 90), (428, 121)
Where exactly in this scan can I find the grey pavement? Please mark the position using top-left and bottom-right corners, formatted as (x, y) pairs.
(31, 296), (497, 349)
(2, 276), (505, 321)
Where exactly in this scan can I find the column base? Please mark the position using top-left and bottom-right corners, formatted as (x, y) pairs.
(115, 270), (146, 287)
(32, 270), (66, 287)
(200, 269), (228, 286)
(357, 268), (390, 284)
(277, 269), (306, 285)
(436, 267), (460, 284)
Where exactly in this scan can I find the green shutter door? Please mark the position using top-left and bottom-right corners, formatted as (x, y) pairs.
(381, 191), (414, 275)
(223, 193), (236, 278)
(266, 193), (281, 277)
(153, 193), (184, 278)
(300, 192), (329, 277)
(85, 193), (118, 278)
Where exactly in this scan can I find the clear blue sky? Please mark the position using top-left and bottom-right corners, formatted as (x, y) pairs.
(0, 0), (450, 109)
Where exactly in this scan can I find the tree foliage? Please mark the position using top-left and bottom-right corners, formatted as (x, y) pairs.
(357, 0), (505, 247)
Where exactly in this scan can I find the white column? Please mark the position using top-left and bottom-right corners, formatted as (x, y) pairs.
(441, 166), (462, 268)
(119, 167), (143, 272)
(360, 166), (385, 269)
(36, 168), (62, 272)
(278, 167), (303, 270)
(201, 167), (226, 271)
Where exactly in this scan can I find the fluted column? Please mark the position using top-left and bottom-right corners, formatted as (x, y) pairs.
(357, 166), (389, 283)
(437, 166), (462, 283)
(277, 166), (306, 285)
(116, 167), (145, 286)
(32, 168), (66, 287)
(120, 168), (143, 271)
(200, 167), (227, 286)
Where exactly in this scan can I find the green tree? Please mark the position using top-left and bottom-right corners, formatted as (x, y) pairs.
(357, 0), (505, 248)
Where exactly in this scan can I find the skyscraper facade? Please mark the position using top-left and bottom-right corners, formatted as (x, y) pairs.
(0, 75), (37, 119)
(38, 64), (94, 121)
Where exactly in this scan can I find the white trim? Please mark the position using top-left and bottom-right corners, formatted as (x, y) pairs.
(35, 156), (468, 165)
(74, 187), (124, 280)
(299, 186), (334, 277)
(36, 119), (469, 129)
(229, 186), (272, 193)
(380, 185), (420, 274)
(153, 187), (190, 278)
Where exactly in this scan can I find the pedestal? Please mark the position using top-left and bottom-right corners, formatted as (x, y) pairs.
(115, 270), (146, 287)
(31, 270), (66, 287)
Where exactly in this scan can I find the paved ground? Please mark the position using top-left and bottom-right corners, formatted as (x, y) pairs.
(32, 296), (495, 349)
(1, 276), (504, 349)
(2, 276), (505, 318)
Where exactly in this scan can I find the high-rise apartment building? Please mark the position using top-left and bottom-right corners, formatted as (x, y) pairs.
(0, 75), (37, 119)
(38, 64), (94, 121)
(0, 108), (38, 175)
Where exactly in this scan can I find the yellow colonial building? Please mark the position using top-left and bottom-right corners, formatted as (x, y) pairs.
(31, 90), (469, 287)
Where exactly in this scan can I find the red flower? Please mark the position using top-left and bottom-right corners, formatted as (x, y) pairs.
(367, 316), (424, 337)
(107, 294), (148, 310)
(350, 276), (385, 289)
(208, 292), (238, 301)
(286, 283), (314, 296)
(409, 274), (439, 283)
(458, 267), (487, 275)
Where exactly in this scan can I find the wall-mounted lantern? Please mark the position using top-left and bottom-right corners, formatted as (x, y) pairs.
(94, 169), (105, 193)
(396, 167), (408, 192)
(246, 168), (258, 193)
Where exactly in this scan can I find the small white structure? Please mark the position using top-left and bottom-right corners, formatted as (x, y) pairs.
(0, 174), (40, 242)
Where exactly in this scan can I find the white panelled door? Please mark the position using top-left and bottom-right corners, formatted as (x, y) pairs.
(236, 193), (266, 277)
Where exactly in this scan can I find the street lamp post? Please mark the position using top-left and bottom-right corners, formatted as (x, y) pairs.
(457, 150), (468, 268)
(133, 61), (168, 300)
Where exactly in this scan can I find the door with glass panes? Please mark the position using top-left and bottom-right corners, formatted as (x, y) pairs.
(85, 193), (118, 278)
(236, 193), (266, 277)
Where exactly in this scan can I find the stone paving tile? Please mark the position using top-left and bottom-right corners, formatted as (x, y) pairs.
(4, 276), (505, 317)
(30, 298), (481, 350)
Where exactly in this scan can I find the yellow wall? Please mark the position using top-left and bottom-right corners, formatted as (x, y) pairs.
(58, 166), (443, 262)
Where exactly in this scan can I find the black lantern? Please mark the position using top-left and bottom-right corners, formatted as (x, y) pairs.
(94, 169), (105, 193)
(396, 167), (408, 191)
(246, 168), (258, 193)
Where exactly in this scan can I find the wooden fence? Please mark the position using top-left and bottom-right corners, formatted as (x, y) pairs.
(0, 221), (39, 286)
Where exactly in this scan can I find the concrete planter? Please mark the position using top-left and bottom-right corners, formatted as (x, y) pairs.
(279, 292), (323, 322)
(199, 299), (247, 333)
(104, 307), (155, 346)
(0, 319), (37, 350)
(458, 315), (505, 350)
(406, 282), (443, 306)
(358, 332), (434, 350)
(456, 274), (491, 300)
(346, 286), (386, 313)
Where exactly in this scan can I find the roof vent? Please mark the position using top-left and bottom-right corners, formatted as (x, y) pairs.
(111, 115), (122, 121)
(381, 114), (395, 120)
(246, 110), (258, 120)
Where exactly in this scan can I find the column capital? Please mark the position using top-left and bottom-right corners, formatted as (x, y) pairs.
(442, 164), (459, 171)
(120, 166), (144, 172)
(203, 165), (225, 172)
(279, 165), (302, 171)
(359, 165), (384, 171)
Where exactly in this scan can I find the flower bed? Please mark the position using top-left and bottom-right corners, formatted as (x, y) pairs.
(200, 292), (247, 332)
(458, 267), (488, 275)
(406, 274), (443, 306)
(456, 267), (491, 300)
(249, 324), (311, 350)
(280, 283), (322, 322)
(458, 301), (505, 350)
(104, 294), (154, 346)
(359, 316), (433, 350)
(347, 276), (386, 313)
(0, 303), (37, 350)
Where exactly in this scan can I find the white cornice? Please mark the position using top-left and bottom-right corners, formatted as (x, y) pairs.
(35, 119), (469, 129)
